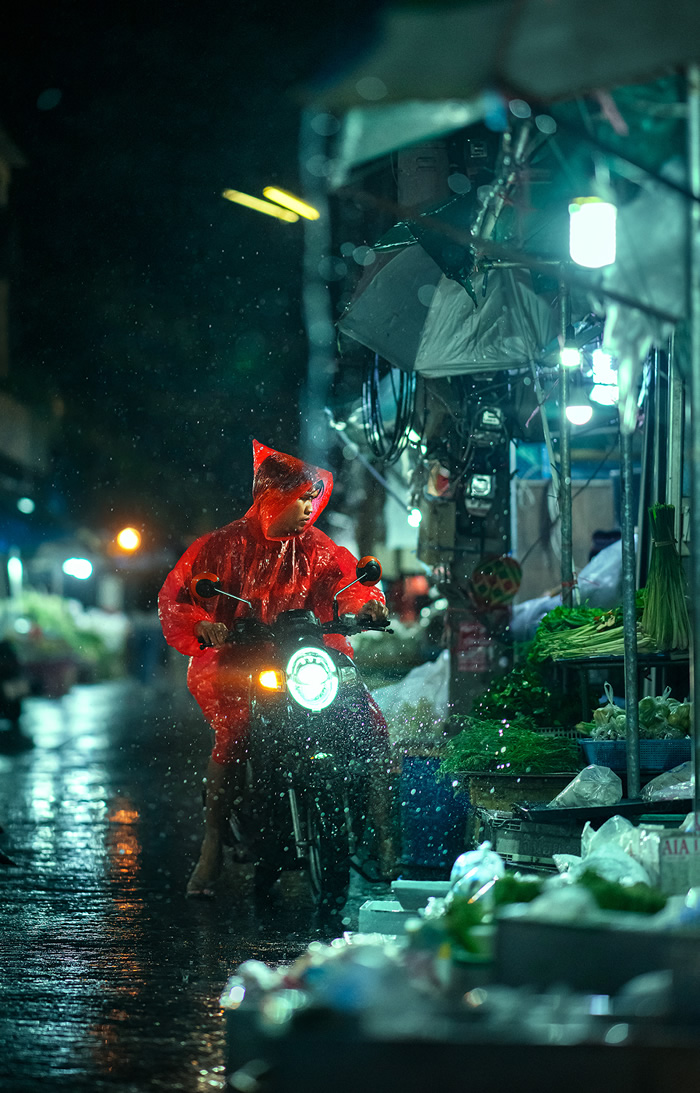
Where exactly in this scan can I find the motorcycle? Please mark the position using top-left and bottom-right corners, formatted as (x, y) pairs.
(191, 556), (390, 917)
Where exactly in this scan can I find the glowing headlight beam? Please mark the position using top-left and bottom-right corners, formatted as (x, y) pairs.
(222, 189), (299, 223)
(286, 647), (339, 711)
(262, 186), (320, 220)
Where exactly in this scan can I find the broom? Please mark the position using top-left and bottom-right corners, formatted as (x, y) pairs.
(641, 503), (690, 651)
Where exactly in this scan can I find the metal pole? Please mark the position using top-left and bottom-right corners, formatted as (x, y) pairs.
(558, 280), (574, 606)
(687, 65), (700, 827)
(299, 109), (334, 465)
(635, 363), (655, 587)
(620, 425), (641, 798)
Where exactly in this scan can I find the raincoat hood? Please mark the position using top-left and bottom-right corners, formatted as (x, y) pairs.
(245, 440), (333, 541)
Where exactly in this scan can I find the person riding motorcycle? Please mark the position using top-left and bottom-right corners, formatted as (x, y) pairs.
(158, 440), (392, 898)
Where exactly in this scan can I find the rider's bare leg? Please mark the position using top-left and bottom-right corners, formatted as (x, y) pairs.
(186, 757), (232, 897)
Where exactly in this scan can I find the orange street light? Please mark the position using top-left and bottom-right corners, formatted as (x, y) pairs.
(116, 527), (141, 552)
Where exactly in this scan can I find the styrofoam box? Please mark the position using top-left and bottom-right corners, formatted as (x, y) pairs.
(357, 899), (414, 934)
(391, 879), (452, 911)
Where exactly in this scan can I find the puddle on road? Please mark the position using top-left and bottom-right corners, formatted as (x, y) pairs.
(1, 684), (352, 1091)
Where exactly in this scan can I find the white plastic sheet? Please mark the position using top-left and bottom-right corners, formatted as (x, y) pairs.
(414, 267), (557, 377)
(372, 649), (449, 743)
(510, 539), (623, 641)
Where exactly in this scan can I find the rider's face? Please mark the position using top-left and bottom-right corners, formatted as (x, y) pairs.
(268, 488), (319, 536)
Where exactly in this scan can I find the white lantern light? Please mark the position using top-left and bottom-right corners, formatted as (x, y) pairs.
(569, 197), (617, 268)
(565, 402), (593, 426)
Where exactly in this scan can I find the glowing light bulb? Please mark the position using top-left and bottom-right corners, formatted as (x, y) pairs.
(569, 197), (617, 268)
(565, 404), (593, 426)
(560, 345), (581, 368)
(117, 527), (141, 551)
(62, 558), (93, 579)
(407, 508), (422, 527)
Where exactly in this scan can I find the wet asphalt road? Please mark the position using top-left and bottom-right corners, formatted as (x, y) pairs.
(0, 673), (387, 1092)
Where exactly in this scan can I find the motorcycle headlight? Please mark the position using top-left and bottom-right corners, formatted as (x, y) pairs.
(285, 647), (339, 711)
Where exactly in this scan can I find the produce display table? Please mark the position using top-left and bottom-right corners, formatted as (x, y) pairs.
(224, 1019), (700, 1093)
(481, 801), (693, 871)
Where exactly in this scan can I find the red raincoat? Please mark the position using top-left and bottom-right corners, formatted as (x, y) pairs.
(158, 441), (388, 764)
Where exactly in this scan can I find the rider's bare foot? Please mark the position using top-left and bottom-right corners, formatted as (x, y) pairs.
(186, 836), (223, 898)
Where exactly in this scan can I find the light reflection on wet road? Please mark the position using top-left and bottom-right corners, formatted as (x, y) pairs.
(0, 678), (383, 1091)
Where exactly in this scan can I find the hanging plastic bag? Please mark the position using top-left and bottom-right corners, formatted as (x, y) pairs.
(549, 765), (622, 808)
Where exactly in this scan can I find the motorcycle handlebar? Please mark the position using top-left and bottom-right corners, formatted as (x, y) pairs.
(197, 615), (392, 648)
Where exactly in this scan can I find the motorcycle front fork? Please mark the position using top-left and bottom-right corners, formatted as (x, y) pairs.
(286, 781), (357, 861)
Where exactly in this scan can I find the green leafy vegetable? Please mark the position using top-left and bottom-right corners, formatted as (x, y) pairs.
(438, 716), (581, 776)
(473, 664), (585, 728)
(492, 873), (544, 906)
(529, 595), (654, 662)
(577, 869), (667, 914)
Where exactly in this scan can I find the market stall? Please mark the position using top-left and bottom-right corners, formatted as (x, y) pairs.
(213, 8), (700, 1086)
(307, 62), (700, 863)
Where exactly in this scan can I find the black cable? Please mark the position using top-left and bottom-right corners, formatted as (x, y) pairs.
(361, 354), (417, 464)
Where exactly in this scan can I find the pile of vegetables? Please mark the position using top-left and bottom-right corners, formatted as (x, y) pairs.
(578, 686), (691, 741)
(529, 594), (656, 663)
(442, 871), (666, 951)
(641, 503), (690, 651)
(577, 869), (667, 915)
(472, 663), (589, 730)
(529, 504), (689, 663)
(438, 715), (581, 777)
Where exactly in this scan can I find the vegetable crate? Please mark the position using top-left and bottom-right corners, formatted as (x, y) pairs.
(581, 738), (690, 772)
(481, 812), (581, 869)
(463, 772), (578, 811)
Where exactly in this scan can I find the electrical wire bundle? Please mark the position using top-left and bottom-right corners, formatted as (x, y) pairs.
(361, 353), (417, 463)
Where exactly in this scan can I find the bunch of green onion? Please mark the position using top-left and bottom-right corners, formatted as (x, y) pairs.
(641, 503), (690, 652)
(531, 606), (655, 661)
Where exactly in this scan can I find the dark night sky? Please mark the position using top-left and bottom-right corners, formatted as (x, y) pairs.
(0, 1), (359, 551)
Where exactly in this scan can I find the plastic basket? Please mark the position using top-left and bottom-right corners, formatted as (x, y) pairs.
(581, 738), (691, 773)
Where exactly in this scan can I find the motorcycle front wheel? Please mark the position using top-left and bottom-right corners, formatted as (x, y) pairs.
(306, 795), (351, 918)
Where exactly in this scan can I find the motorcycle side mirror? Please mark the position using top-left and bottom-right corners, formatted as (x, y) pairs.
(189, 571), (254, 610)
(356, 556), (382, 586)
(333, 555), (384, 619)
(190, 572), (221, 599)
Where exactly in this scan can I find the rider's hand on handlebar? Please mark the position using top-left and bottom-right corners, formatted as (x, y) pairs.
(356, 601), (389, 626)
(194, 620), (230, 648)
